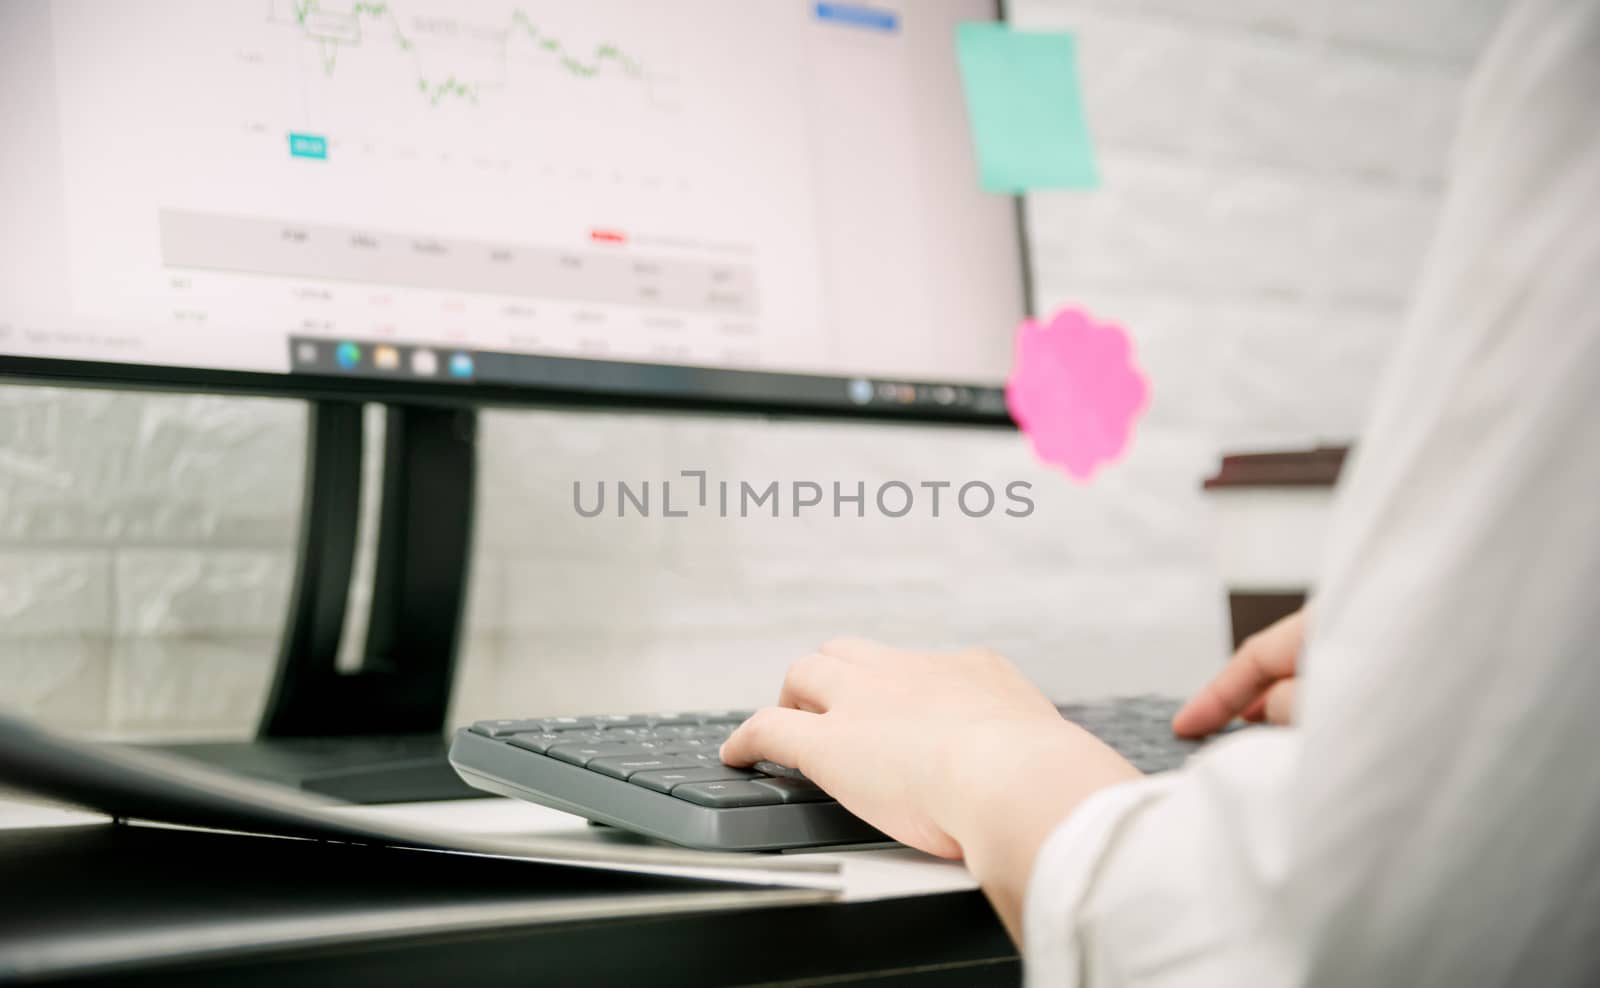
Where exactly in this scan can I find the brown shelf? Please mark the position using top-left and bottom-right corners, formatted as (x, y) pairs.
(1203, 445), (1350, 490)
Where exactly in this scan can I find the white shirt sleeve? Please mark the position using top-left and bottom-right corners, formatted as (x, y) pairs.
(1023, 1), (1600, 984)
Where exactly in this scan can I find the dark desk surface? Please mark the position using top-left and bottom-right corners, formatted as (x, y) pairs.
(0, 823), (1019, 986)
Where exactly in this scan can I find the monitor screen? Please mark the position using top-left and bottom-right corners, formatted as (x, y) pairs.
(0, 1), (1026, 421)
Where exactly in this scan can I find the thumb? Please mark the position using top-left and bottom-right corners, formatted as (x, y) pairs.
(1263, 679), (1297, 725)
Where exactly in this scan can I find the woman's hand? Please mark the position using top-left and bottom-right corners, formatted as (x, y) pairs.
(721, 638), (1140, 944)
(1172, 609), (1305, 739)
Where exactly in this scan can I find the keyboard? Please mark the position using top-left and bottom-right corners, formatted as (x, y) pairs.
(448, 695), (1205, 851)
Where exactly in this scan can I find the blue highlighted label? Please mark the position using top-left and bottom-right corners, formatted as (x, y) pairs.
(815, 3), (898, 32)
(449, 352), (474, 379)
(289, 133), (328, 159)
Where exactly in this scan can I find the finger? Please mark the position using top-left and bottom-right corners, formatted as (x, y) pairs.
(1263, 678), (1297, 725)
(777, 652), (849, 712)
(1172, 618), (1301, 739)
(1240, 695), (1268, 722)
(1171, 646), (1276, 738)
(720, 707), (823, 769)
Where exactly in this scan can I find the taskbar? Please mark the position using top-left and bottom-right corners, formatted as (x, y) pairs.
(286, 336), (1011, 422)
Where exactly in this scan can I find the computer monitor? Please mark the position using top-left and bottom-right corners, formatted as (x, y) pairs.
(0, 0), (1030, 800)
(0, 0), (1027, 423)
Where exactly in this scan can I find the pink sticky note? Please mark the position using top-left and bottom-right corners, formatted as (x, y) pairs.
(1005, 306), (1149, 481)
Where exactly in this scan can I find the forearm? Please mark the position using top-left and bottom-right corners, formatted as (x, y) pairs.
(939, 720), (1142, 946)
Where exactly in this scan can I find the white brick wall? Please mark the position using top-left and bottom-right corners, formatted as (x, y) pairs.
(0, 0), (1507, 738)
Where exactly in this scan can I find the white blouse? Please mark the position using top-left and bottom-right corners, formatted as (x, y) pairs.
(1023, 0), (1600, 984)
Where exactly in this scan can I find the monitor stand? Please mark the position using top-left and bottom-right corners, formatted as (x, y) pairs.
(145, 399), (486, 803)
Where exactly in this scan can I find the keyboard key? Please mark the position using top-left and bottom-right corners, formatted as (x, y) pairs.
(590, 714), (650, 728)
(753, 760), (808, 780)
(752, 777), (830, 804)
(657, 738), (715, 754)
(470, 719), (545, 738)
(587, 755), (702, 780)
(649, 724), (702, 738)
(647, 713), (702, 726)
(563, 730), (611, 744)
(538, 717), (592, 732)
(698, 710), (754, 724)
(598, 726), (654, 739)
(672, 780), (784, 807)
(628, 765), (759, 793)
(505, 732), (566, 754)
(636, 740), (686, 754)
(547, 742), (658, 767)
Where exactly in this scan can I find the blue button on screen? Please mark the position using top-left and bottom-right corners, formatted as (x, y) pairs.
(815, 3), (899, 32)
(289, 132), (329, 159)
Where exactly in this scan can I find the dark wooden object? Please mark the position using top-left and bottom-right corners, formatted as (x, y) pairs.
(1204, 446), (1350, 648)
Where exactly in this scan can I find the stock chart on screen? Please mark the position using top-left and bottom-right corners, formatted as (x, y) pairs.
(0, 1), (1023, 404)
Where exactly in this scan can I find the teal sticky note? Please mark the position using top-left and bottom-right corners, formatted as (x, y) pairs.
(955, 23), (1098, 192)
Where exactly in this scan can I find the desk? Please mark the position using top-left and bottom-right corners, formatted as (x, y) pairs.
(0, 798), (1020, 986)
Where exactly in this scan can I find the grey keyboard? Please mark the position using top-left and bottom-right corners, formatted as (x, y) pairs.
(448, 695), (1205, 851)
(1054, 694), (1205, 773)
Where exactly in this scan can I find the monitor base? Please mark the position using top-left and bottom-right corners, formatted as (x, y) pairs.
(142, 734), (488, 804)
